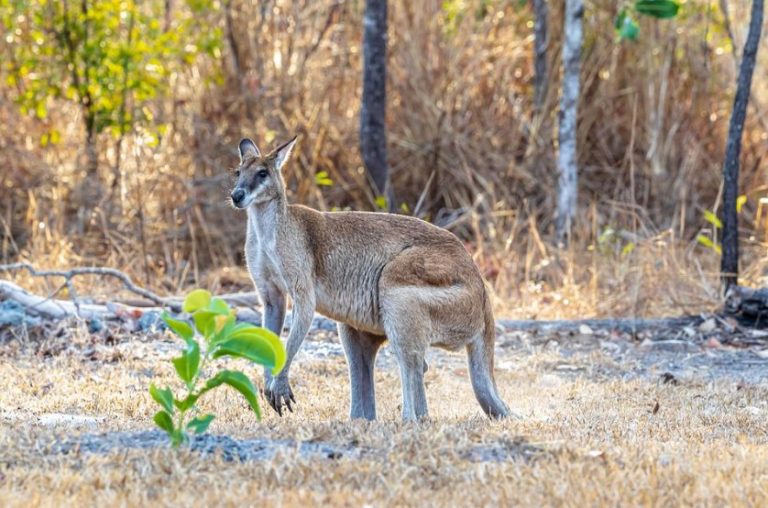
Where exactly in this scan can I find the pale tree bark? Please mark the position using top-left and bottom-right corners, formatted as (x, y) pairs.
(555, 0), (583, 244)
(532, 0), (549, 113)
(721, 0), (763, 290)
(360, 0), (393, 206)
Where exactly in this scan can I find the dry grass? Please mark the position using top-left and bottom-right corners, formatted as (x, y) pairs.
(1, 326), (767, 507)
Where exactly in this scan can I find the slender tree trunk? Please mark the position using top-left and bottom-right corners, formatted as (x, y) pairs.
(84, 116), (98, 177)
(164, 0), (173, 32)
(555, 0), (583, 245)
(225, 0), (242, 77)
(721, 0), (763, 290)
(532, 0), (549, 113)
(360, 0), (392, 206)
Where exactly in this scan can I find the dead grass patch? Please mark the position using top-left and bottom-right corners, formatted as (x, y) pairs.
(1, 328), (767, 506)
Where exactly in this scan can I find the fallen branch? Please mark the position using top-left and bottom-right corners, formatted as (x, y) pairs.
(0, 279), (259, 326)
(0, 280), (116, 321)
(0, 263), (174, 311)
(497, 316), (704, 335)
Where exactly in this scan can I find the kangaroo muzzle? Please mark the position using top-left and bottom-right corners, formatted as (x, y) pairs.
(231, 188), (246, 207)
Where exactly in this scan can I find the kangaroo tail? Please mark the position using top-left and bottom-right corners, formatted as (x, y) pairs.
(467, 288), (511, 419)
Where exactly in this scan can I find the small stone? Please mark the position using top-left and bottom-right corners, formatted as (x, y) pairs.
(660, 372), (679, 385)
(698, 318), (717, 333)
(88, 318), (104, 333)
(704, 337), (722, 349)
(137, 311), (165, 332)
(578, 324), (594, 335)
(539, 374), (563, 388)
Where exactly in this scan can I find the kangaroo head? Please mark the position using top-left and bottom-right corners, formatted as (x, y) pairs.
(230, 136), (297, 209)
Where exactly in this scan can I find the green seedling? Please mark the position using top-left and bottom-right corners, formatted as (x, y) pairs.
(149, 289), (285, 447)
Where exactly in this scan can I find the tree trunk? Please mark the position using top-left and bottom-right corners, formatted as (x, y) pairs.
(721, 0), (763, 290)
(555, 0), (582, 245)
(532, 0), (549, 113)
(84, 121), (98, 178)
(225, 0), (242, 77)
(360, 0), (392, 206)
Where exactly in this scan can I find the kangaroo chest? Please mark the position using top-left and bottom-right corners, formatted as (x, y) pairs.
(246, 208), (292, 295)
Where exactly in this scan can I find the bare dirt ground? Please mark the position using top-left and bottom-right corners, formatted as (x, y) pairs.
(1, 317), (768, 507)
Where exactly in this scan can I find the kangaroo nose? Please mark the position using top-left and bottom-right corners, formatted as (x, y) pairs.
(231, 189), (245, 204)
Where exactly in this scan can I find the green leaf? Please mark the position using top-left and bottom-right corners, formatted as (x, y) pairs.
(173, 393), (199, 412)
(314, 171), (334, 187)
(213, 337), (274, 368)
(153, 410), (175, 434)
(161, 313), (194, 341)
(209, 297), (230, 315)
(618, 14), (640, 41)
(621, 242), (636, 256)
(203, 370), (261, 419)
(183, 289), (211, 313)
(35, 101), (47, 120)
(634, 0), (680, 19)
(187, 414), (215, 434)
(172, 339), (200, 385)
(193, 310), (217, 337)
(615, 9), (627, 30)
(218, 326), (286, 375)
(703, 210), (723, 229)
(374, 195), (387, 210)
(697, 234), (722, 255)
(737, 195), (748, 213)
(209, 314), (238, 346)
(149, 384), (174, 414)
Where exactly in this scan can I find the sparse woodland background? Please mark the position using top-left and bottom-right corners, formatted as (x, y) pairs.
(1, 0), (767, 319)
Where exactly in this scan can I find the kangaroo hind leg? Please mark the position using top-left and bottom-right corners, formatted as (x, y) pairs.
(338, 323), (385, 421)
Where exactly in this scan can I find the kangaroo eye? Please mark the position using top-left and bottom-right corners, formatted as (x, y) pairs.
(257, 169), (269, 178)
(234, 169), (240, 177)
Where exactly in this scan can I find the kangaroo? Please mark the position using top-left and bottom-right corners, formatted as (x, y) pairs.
(230, 135), (510, 421)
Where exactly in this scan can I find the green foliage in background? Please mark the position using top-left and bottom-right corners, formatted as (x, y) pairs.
(616, 0), (680, 41)
(0, 0), (221, 152)
(696, 196), (747, 256)
(150, 289), (286, 447)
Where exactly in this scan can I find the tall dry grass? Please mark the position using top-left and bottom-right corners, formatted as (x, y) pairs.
(1, 0), (767, 318)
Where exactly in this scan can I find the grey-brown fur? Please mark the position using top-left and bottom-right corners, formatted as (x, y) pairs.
(231, 136), (510, 421)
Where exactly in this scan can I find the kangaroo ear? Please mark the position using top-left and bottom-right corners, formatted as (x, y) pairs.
(238, 138), (260, 162)
(274, 136), (298, 171)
